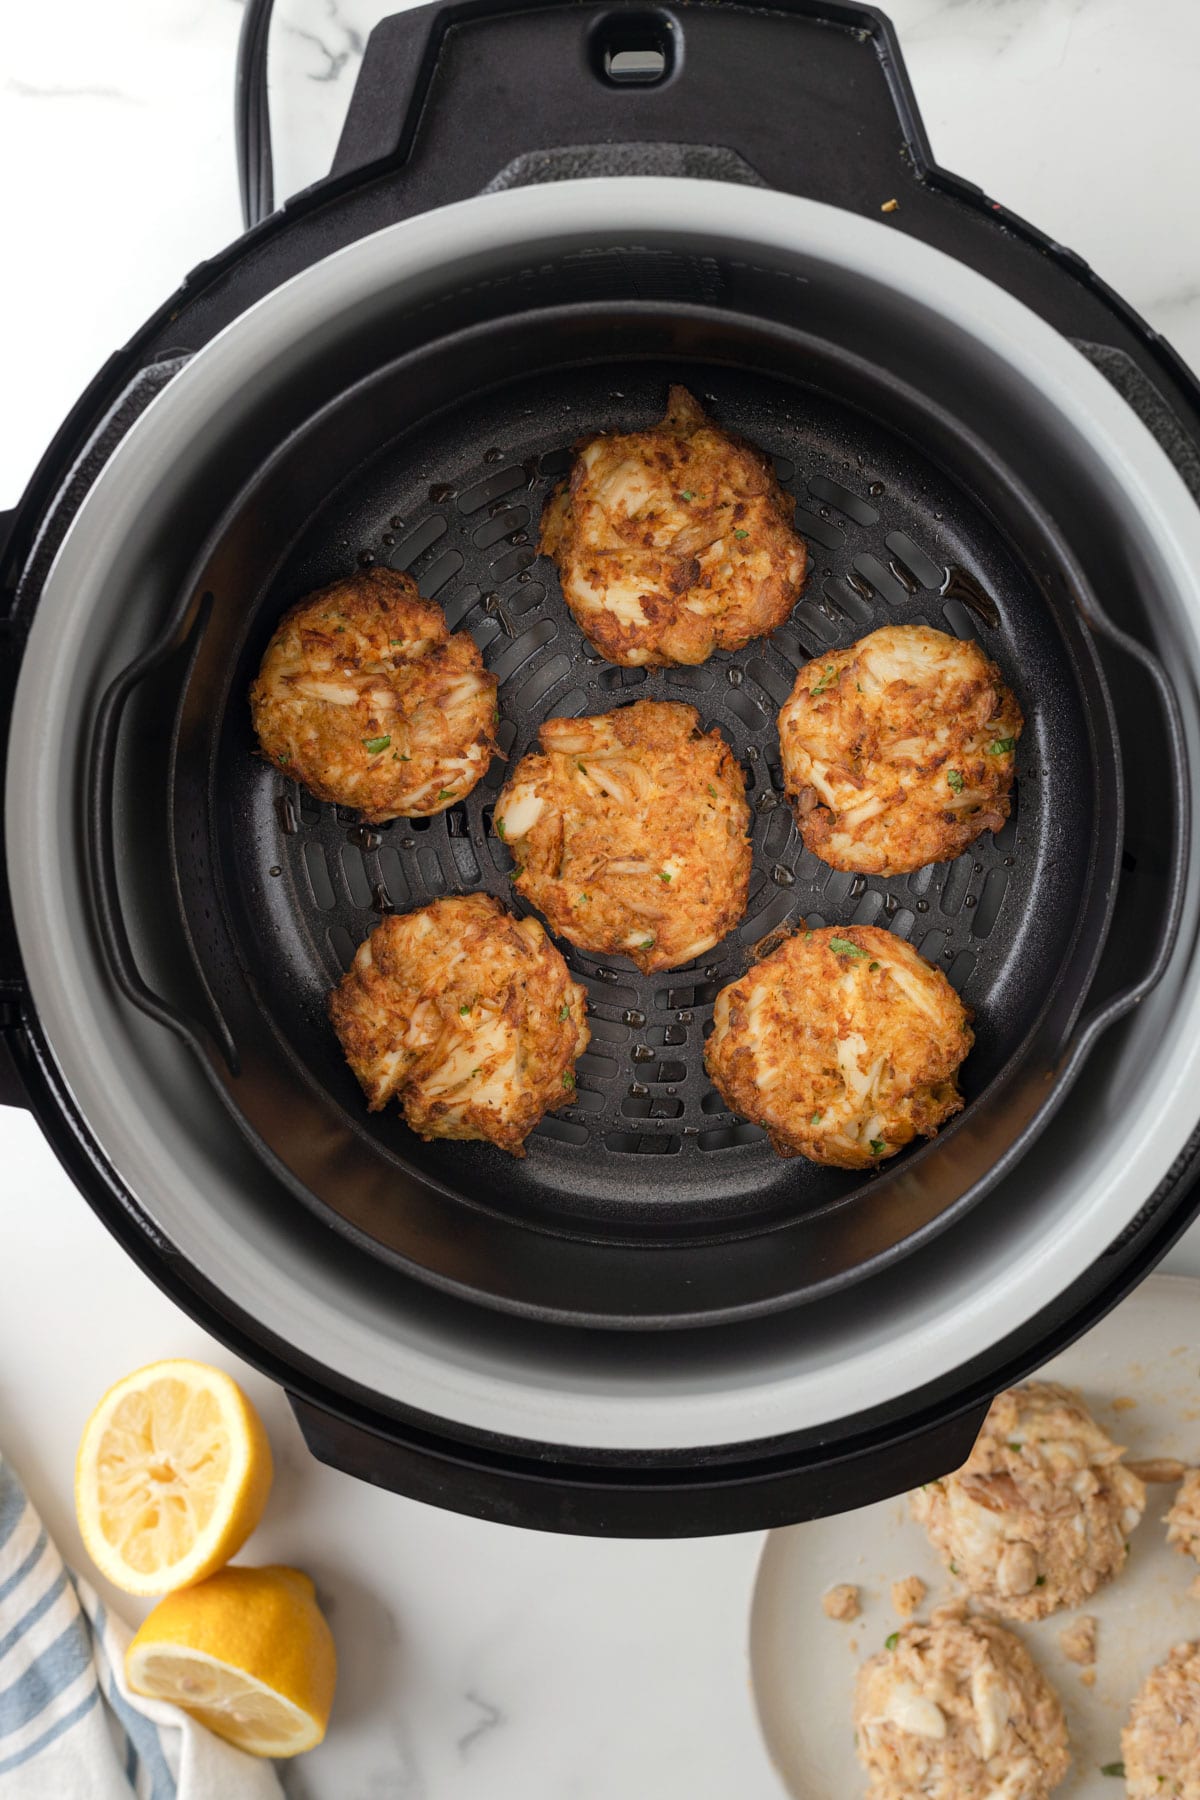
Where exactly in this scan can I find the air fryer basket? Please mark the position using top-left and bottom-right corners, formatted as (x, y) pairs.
(3, 1), (1199, 1530)
(90, 257), (1180, 1329)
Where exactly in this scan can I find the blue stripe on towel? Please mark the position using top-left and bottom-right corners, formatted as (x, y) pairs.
(0, 1617), (94, 1733)
(0, 1569), (67, 1665)
(0, 1529), (48, 1610)
(0, 1474), (26, 1557)
(0, 1684), (100, 1775)
(94, 1604), (177, 1800)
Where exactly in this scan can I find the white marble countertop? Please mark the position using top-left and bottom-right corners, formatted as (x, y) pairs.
(3, 2), (1200, 1794)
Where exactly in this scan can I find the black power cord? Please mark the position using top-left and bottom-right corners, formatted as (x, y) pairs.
(236, 0), (277, 228)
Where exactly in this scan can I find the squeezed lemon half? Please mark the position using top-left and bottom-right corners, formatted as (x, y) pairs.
(75, 1358), (273, 1596)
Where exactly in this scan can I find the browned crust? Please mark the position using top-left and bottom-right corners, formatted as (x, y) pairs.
(540, 385), (808, 666)
(496, 699), (752, 974)
(249, 566), (498, 822)
(704, 923), (972, 1168)
(328, 893), (589, 1156)
(779, 625), (1023, 876)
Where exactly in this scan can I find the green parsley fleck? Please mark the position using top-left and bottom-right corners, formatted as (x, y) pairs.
(577, 761), (587, 773)
(805, 929), (814, 940)
(988, 737), (1015, 755)
(559, 1004), (571, 1021)
(1035, 1575), (1046, 1586)
(949, 1561), (959, 1574)
(811, 1111), (823, 1124)
(562, 1071), (575, 1090)
(398, 753), (410, 761)
(363, 735), (391, 755)
(335, 625), (346, 634)
(706, 783), (718, 798)
(578, 893), (590, 903)
(390, 637), (404, 645)
(660, 871), (672, 884)
(734, 528), (749, 539)
(681, 490), (695, 501)
(884, 1633), (899, 1651)
(1100, 1766), (1125, 1780)
(438, 787), (456, 799)
(640, 937), (656, 949)
(495, 817), (506, 839)
(459, 1003), (471, 1015)
(869, 960), (880, 972)
(856, 681), (863, 693)
(830, 937), (868, 959)
(869, 1138), (886, 1156)
(1008, 1442), (1022, 1452)
(276, 752), (290, 765)
(471, 1067), (481, 1077)
(947, 769), (965, 793)
(810, 666), (837, 696)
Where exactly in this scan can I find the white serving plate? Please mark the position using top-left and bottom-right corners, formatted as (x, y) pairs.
(750, 1273), (1200, 1798)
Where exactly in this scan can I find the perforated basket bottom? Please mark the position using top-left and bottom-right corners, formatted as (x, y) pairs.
(218, 363), (1085, 1234)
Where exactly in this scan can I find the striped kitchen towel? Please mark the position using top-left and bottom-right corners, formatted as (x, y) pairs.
(0, 1456), (281, 1799)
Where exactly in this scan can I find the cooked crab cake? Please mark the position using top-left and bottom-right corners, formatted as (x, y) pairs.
(1122, 1641), (1200, 1799)
(778, 623), (1023, 874)
(328, 893), (588, 1156)
(854, 1602), (1070, 1800)
(539, 385), (807, 666)
(1166, 1469), (1200, 1564)
(250, 566), (498, 822)
(910, 1381), (1147, 1622)
(703, 923), (972, 1168)
(494, 700), (751, 976)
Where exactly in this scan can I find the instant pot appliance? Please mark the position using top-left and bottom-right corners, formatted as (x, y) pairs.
(3, 0), (1200, 1534)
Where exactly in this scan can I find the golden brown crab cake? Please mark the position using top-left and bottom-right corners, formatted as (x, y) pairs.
(328, 893), (588, 1157)
(494, 699), (751, 976)
(540, 385), (807, 666)
(909, 1381), (1147, 1623)
(778, 624), (1023, 875)
(250, 566), (497, 822)
(1167, 1469), (1200, 1565)
(703, 924), (971, 1169)
(854, 1602), (1070, 1800)
(1122, 1642), (1200, 1799)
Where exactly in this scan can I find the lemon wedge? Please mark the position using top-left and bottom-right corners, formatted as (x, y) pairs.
(126, 1566), (336, 1757)
(75, 1358), (273, 1595)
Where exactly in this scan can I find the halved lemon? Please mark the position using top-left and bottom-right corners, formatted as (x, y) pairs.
(126, 1566), (337, 1757)
(75, 1358), (273, 1595)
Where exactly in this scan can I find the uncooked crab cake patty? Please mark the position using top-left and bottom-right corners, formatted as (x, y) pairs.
(539, 385), (808, 666)
(778, 623), (1023, 874)
(1167, 1470), (1200, 1564)
(1122, 1641), (1200, 1799)
(250, 566), (497, 822)
(328, 893), (589, 1157)
(854, 1602), (1070, 1800)
(494, 699), (752, 976)
(909, 1380), (1147, 1622)
(703, 923), (972, 1168)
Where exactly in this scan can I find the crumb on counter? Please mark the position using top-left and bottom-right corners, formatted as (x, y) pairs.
(891, 1575), (927, 1618)
(1079, 1667), (1097, 1688)
(881, 198), (899, 213)
(1112, 1395), (1138, 1412)
(1190, 1573), (1200, 1601)
(1059, 1614), (1097, 1665)
(823, 1583), (861, 1622)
